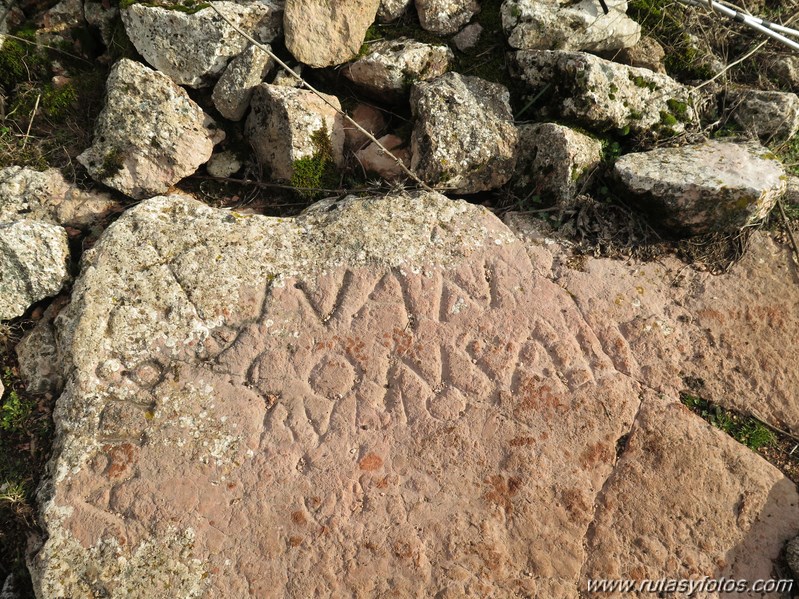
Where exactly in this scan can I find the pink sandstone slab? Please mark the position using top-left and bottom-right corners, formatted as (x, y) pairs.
(28, 194), (799, 598)
(506, 213), (799, 434)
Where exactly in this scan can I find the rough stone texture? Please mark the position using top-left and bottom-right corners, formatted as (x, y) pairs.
(768, 54), (799, 93)
(36, 0), (83, 45)
(206, 151), (242, 178)
(415, 0), (478, 35)
(78, 59), (225, 200)
(0, 220), (69, 320)
(343, 103), (387, 152)
(505, 215), (799, 433)
(212, 44), (274, 121)
(343, 38), (454, 102)
(511, 50), (697, 134)
(452, 23), (483, 52)
(583, 391), (799, 593)
(731, 89), (799, 143)
(83, 0), (118, 47)
(377, 0), (412, 22)
(245, 83), (345, 181)
(284, 0), (380, 67)
(15, 294), (69, 395)
(122, 1), (282, 87)
(0, 0), (24, 34)
(354, 134), (411, 180)
(0, 167), (120, 229)
(501, 0), (640, 52)
(611, 35), (666, 73)
(614, 140), (785, 235)
(411, 72), (518, 193)
(29, 193), (799, 598)
(787, 535), (799, 579)
(271, 63), (303, 87)
(513, 123), (602, 203)
(785, 174), (799, 208)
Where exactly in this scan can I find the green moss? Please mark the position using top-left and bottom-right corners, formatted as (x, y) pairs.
(41, 83), (78, 120)
(628, 0), (714, 80)
(630, 74), (657, 91)
(666, 98), (690, 122)
(680, 393), (775, 451)
(289, 126), (338, 199)
(99, 147), (125, 179)
(659, 110), (678, 127)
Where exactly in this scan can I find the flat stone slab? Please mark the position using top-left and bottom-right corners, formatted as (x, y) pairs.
(30, 194), (799, 597)
(506, 214), (799, 433)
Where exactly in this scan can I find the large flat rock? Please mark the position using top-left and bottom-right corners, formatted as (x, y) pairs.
(29, 194), (799, 597)
(506, 214), (799, 434)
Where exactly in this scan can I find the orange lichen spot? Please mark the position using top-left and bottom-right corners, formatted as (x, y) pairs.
(288, 536), (304, 547)
(291, 510), (307, 525)
(359, 452), (383, 471)
(102, 443), (138, 480)
(508, 436), (536, 447)
(579, 440), (613, 468)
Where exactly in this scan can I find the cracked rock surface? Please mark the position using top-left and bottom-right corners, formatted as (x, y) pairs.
(78, 59), (225, 200)
(28, 193), (799, 597)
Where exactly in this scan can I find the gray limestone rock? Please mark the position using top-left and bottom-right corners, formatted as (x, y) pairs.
(502, 0), (640, 52)
(415, 0), (478, 35)
(511, 50), (698, 135)
(513, 123), (602, 203)
(245, 83), (345, 181)
(0, 220), (69, 320)
(78, 59), (225, 200)
(614, 140), (785, 234)
(0, 167), (120, 229)
(121, 1), (282, 87)
(731, 89), (799, 143)
(377, 0), (412, 22)
(212, 43), (275, 121)
(343, 38), (454, 102)
(410, 72), (518, 193)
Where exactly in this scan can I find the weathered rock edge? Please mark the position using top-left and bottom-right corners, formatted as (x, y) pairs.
(29, 194), (798, 598)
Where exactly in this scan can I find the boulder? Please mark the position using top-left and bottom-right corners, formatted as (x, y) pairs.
(614, 140), (785, 235)
(0, 0), (24, 34)
(0, 220), (69, 321)
(121, 1), (282, 87)
(513, 123), (602, 203)
(731, 89), (799, 143)
(245, 84), (345, 181)
(410, 72), (517, 193)
(36, 0), (84, 46)
(355, 134), (411, 179)
(377, 0), (412, 22)
(343, 38), (454, 102)
(415, 0), (478, 35)
(78, 59), (225, 200)
(27, 193), (799, 597)
(511, 50), (698, 135)
(284, 0), (380, 67)
(502, 0), (640, 52)
(0, 167), (120, 229)
(212, 44), (275, 121)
